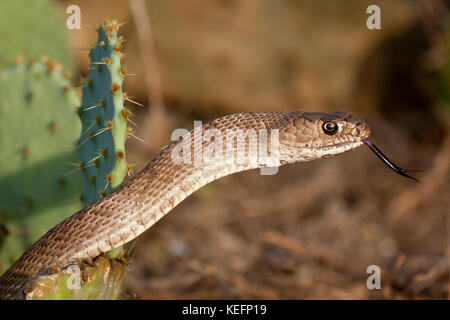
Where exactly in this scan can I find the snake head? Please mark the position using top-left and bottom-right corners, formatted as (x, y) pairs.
(279, 111), (371, 161)
(279, 111), (422, 182)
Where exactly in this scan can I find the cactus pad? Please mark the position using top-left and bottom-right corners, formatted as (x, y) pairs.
(0, 0), (72, 69)
(77, 20), (130, 205)
(0, 59), (83, 274)
(23, 253), (130, 300)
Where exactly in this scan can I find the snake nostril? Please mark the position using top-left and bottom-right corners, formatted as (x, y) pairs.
(355, 128), (360, 137)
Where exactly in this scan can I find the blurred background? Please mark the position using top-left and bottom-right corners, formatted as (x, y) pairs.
(1, 0), (449, 299)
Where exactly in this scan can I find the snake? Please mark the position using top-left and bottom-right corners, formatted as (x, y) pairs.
(0, 111), (420, 299)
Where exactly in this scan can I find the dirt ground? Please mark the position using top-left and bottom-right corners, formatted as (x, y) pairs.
(63, 0), (449, 299)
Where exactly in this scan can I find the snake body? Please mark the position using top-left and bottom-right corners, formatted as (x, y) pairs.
(0, 111), (370, 299)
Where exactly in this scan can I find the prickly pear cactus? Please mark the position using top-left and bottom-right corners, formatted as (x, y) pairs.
(77, 20), (131, 205)
(0, 20), (136, 300)
(0, 58), (83, 273)
(22, 21), (135, 300)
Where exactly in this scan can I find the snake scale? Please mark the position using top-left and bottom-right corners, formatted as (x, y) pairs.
(1, 111), (418, 299)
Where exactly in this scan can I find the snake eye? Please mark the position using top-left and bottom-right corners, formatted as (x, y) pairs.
(322, 121), (338, 135)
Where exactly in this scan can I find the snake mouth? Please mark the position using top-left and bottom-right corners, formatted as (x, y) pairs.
(312, 140), (364, 158)
(318, 140), (363, 150)
(363, 139), (423, 182)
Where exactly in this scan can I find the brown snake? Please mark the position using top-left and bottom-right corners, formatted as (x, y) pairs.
(0, 111), (420, 299)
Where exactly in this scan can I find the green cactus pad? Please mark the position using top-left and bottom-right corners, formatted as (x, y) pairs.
(77, 21), (130, 205)
(0, 59), (83, 274)
(0, 0), (72, 69)
(23, 253), (130, 300)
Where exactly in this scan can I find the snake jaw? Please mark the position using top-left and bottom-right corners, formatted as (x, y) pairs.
(363, 139), (423, 182)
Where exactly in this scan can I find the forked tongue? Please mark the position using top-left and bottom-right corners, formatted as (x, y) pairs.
(363, 139), (423, 182)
